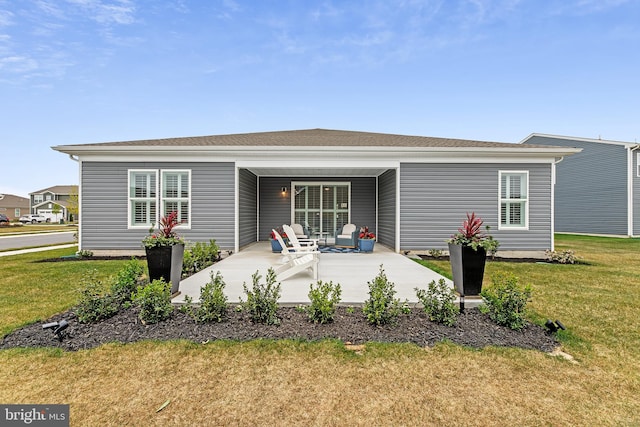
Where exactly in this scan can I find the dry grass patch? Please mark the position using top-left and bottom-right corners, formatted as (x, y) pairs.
(1, 340), (637, 426)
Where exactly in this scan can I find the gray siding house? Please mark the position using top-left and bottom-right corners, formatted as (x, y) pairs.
(53, 129), (579, 255)
(522, 134), (639, 236)
(30, 185), (78, 223)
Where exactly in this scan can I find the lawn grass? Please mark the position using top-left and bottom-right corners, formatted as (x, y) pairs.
(1, 236), (639, 425)
(0, 224), (77, 235)
(0, 247), (130, 336)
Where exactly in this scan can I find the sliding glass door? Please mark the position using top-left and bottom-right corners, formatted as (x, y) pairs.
(293, 182), (350, 238)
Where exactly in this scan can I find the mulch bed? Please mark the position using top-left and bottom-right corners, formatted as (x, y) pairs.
(1, 307), (558, 353)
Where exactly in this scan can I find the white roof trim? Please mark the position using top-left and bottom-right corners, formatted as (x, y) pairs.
(53, 145), (581, 160)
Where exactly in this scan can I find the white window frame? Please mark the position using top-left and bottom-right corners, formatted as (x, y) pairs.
(33, 195), (43, 204)
(498, 170), (529, 230)
(128, 170), (159, 229)
(291, 181), (351, 236)
(160, 169), (192, 229)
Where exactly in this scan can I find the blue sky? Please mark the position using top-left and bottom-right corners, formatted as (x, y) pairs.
(1, 0), (639, 197)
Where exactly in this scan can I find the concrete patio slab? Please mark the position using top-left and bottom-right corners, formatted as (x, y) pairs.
(173, 242), (453, 305)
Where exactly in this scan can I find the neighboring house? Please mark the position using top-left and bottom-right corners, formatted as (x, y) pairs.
(521, 133), (640, 237)
(52, 129), (579, 255)
(29, 185), (78, 223)
(0, 193), (29, 221)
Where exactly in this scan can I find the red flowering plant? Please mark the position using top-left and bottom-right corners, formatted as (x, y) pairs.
(359, 226), (375, 239)
(447, 212), (499, 254)
(269, 226), (288, 240)
(142, 211), (185, 249)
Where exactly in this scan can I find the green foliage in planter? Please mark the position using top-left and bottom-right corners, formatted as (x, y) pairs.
(363, 265), (406, 326)
(195, 271), (228, 323)
(239, 268), (281, 325)
(110, 258), (144, 304)
(480, 273), (532, 331)
(415, 279), (459, 326)
(76, 270), (119, 323)
(182, 240), (220, 277)
(133, 279), (173, 324)
(306, 280), (342, 324)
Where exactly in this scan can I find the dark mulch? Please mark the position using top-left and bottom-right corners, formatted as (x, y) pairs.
(1, 307), (558, 353)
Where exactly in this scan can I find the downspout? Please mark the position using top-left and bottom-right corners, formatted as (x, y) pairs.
(551, 156), (565, 251)
(628, 145), (640, 237)
(68, 154), (80, 251)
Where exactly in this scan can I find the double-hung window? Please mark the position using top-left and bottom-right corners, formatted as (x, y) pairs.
(499, 171), (528, 229)
(161, 170), (190, 225)
(129, 170), (158, 227)
(128, 169), (191, 228)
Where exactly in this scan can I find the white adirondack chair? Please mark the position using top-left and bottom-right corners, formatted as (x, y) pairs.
(282, 224), (318, 251)
(271, 229), (319, 281)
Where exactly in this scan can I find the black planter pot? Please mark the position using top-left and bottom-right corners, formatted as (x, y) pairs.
(145, 244), (184, 295)
(448, 243), (487, 296)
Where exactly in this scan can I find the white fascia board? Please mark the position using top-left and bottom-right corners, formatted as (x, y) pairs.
(53, 144), (581, 159)
(520, 133), (637, 148)
(55, 150), (579, 165)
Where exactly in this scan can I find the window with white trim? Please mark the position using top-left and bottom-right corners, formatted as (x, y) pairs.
(129, 170), (157, 227)
(499, 171), (528, 228)
(161, 170), (190, 225)
(128, 169), (191, 228)
(33, 195), (43, 204)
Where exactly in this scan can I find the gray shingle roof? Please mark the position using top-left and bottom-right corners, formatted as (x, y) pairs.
(61, 128), (551, 149)
(31, 185), (78, 195)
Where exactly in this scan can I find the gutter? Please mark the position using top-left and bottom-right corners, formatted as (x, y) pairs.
(628, 145), (640, 237)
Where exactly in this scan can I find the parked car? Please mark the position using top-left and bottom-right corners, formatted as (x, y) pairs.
(19, 214), (49, 224)
(0, 213), (9, 224)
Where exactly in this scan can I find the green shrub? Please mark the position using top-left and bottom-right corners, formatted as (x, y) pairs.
(77, 250), (94, 258)
(480, 273), (532, 330)
(182, 240), (220, 277)
(427, 249), (443, 258)
(132, 279), (173, 324)
(415, 279), (458, 326)
(76, 270), (119, 323)
(307, 280), (342, 324)
(195, 271), (228, 323)
(110, 258), (144, 304)
(363, 265), (405, 326)
(239, 268), (281, 325)
(545, 249), (578, 264)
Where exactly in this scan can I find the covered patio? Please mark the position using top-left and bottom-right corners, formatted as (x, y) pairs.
(173, 242), (452, 305)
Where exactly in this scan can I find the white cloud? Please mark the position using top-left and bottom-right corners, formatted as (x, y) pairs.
(65, 0), (137, 25)
(0, 8), (14, 26)
(0, 55), (39, 73)
(35, 0), (67, 19)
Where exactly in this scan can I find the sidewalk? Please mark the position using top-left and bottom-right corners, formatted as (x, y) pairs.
(0, 244), (78, 257)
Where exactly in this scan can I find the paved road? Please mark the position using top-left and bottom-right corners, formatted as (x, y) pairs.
(0, 232), (76, 251)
